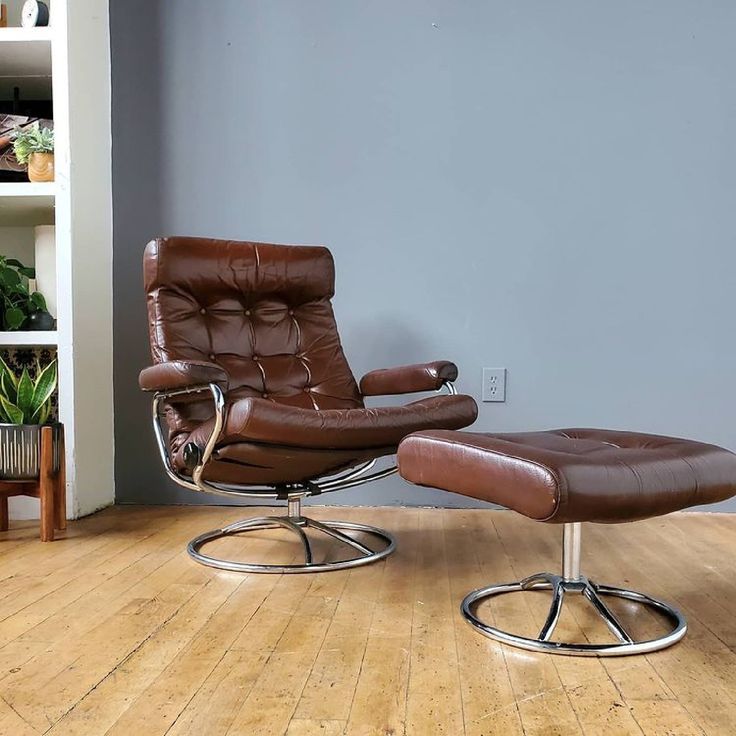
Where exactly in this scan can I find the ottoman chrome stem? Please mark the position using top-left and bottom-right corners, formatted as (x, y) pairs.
(562, 522), (582, 581)
(461, 522), (687, 656)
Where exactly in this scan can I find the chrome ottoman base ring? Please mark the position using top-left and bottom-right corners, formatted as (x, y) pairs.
(462, 571), (687, 657)
(187, 514), (396, 574)
(461, 522), (687, 656)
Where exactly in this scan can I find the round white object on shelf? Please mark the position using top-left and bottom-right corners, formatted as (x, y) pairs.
(21, 0), (50, 27)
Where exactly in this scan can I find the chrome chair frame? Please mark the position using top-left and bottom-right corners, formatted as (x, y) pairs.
(462, 522), (687, 656)
(151, 381), (457, 573)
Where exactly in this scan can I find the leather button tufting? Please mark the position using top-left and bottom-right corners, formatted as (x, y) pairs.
(208, 354), (216, 361)
(245, 309), (251, 316)
(252, 355), (259, 361)
(199, 307), (206, 315)
(262, 393), (269, 398)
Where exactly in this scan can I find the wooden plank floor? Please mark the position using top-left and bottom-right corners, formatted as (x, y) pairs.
(0, 506), (735, 735)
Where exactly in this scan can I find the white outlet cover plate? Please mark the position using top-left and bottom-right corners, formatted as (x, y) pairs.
(482, 367), (507, 402)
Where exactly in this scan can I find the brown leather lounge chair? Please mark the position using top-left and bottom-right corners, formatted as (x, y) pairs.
(139, 237), (478, 573)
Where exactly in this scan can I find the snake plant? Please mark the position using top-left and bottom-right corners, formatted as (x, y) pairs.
(0, 356), (56, 425)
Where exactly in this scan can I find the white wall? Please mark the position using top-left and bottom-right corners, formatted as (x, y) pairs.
(0, 227), (34, 262)
(61, 0), (115, 516)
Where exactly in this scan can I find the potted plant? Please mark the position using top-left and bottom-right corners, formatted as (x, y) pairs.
(0, 256), (54, 331)
(11, 122), (54, 182)
(0, 356), (59, 480)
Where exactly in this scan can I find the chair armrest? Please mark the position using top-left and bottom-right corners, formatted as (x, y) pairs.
(139, 360), (229, 393)
(359, 361), (458, 396)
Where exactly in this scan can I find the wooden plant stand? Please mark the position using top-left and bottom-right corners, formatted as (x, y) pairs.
(0, 426), (66, 542)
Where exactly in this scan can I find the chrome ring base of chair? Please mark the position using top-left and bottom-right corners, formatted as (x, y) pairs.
(151, 382), (456, 574)
(187, 513), (396, 574)
(461, 523), (687, 656)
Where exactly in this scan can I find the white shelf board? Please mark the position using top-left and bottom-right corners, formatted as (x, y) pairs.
(0, 28), (54, 43)
(0, 27), (53, 99)
(0, 330), (57, 346)
(0, 182), (55, 196)
(0, 182), (55, 225)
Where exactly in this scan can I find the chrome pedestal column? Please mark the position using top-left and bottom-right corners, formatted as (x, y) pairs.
(461, 522), (687, 656)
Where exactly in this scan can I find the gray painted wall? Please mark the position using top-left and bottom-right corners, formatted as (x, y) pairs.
(111, 1), (736, 510)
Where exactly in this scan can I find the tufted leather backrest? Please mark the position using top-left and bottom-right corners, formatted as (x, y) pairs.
(144, 237), (363, 440)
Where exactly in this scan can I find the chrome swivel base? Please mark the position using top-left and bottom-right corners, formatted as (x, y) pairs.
(187, 499), (395, 574)
(462, 523), (687, 656)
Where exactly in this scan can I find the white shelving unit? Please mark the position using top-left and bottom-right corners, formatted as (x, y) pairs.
(0, 182), (55, 196)
(0, 182), (55, 225)
(0, 26), (52, 98)
(0, 26), (53, 40)
(0, 1), (114, 520)
(0, 330), (57, 345)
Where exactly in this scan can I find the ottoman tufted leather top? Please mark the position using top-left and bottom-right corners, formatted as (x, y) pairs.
(397, 428), (736, 523)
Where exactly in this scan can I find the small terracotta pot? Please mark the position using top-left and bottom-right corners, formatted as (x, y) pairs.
(27, 152), (55, 183)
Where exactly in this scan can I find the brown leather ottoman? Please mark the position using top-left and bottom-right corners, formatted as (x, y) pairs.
(397, 428), (736, 656)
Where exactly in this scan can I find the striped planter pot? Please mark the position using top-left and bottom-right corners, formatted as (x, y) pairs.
(0, 424), (61, 480)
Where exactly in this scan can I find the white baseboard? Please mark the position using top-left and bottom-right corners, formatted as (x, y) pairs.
(9, 496), (40, 520)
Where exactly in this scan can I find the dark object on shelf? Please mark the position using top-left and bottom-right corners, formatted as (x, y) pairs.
(26, 310), (54, 330)
(0, 171), (26, 183)
(21, 0), (49, 27)
(0, 101), (53, 120)
(0, 115), (54, 174)
(0, 425), (65, 541)
(0, 4), (7, 28)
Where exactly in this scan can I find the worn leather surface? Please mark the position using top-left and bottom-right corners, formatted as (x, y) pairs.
(360, 361), (458, 396)
(182, 394), (477, 452)
(397, 428), (736, 523)
(139, 361), (229, 392)
(143, 237), (477, 484)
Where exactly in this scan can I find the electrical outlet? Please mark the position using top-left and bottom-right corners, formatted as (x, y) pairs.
(482, 368), (507, 402)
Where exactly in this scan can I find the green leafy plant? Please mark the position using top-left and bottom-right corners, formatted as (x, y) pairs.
(11, 122), (54, 166)
(0, 256), (48, 330)
(0, 356), (56, 425)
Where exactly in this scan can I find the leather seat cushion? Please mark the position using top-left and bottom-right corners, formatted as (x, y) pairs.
(397, 428), (736, 523)
(200, 444), (394, 485)
(178, 393), (478, 456)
